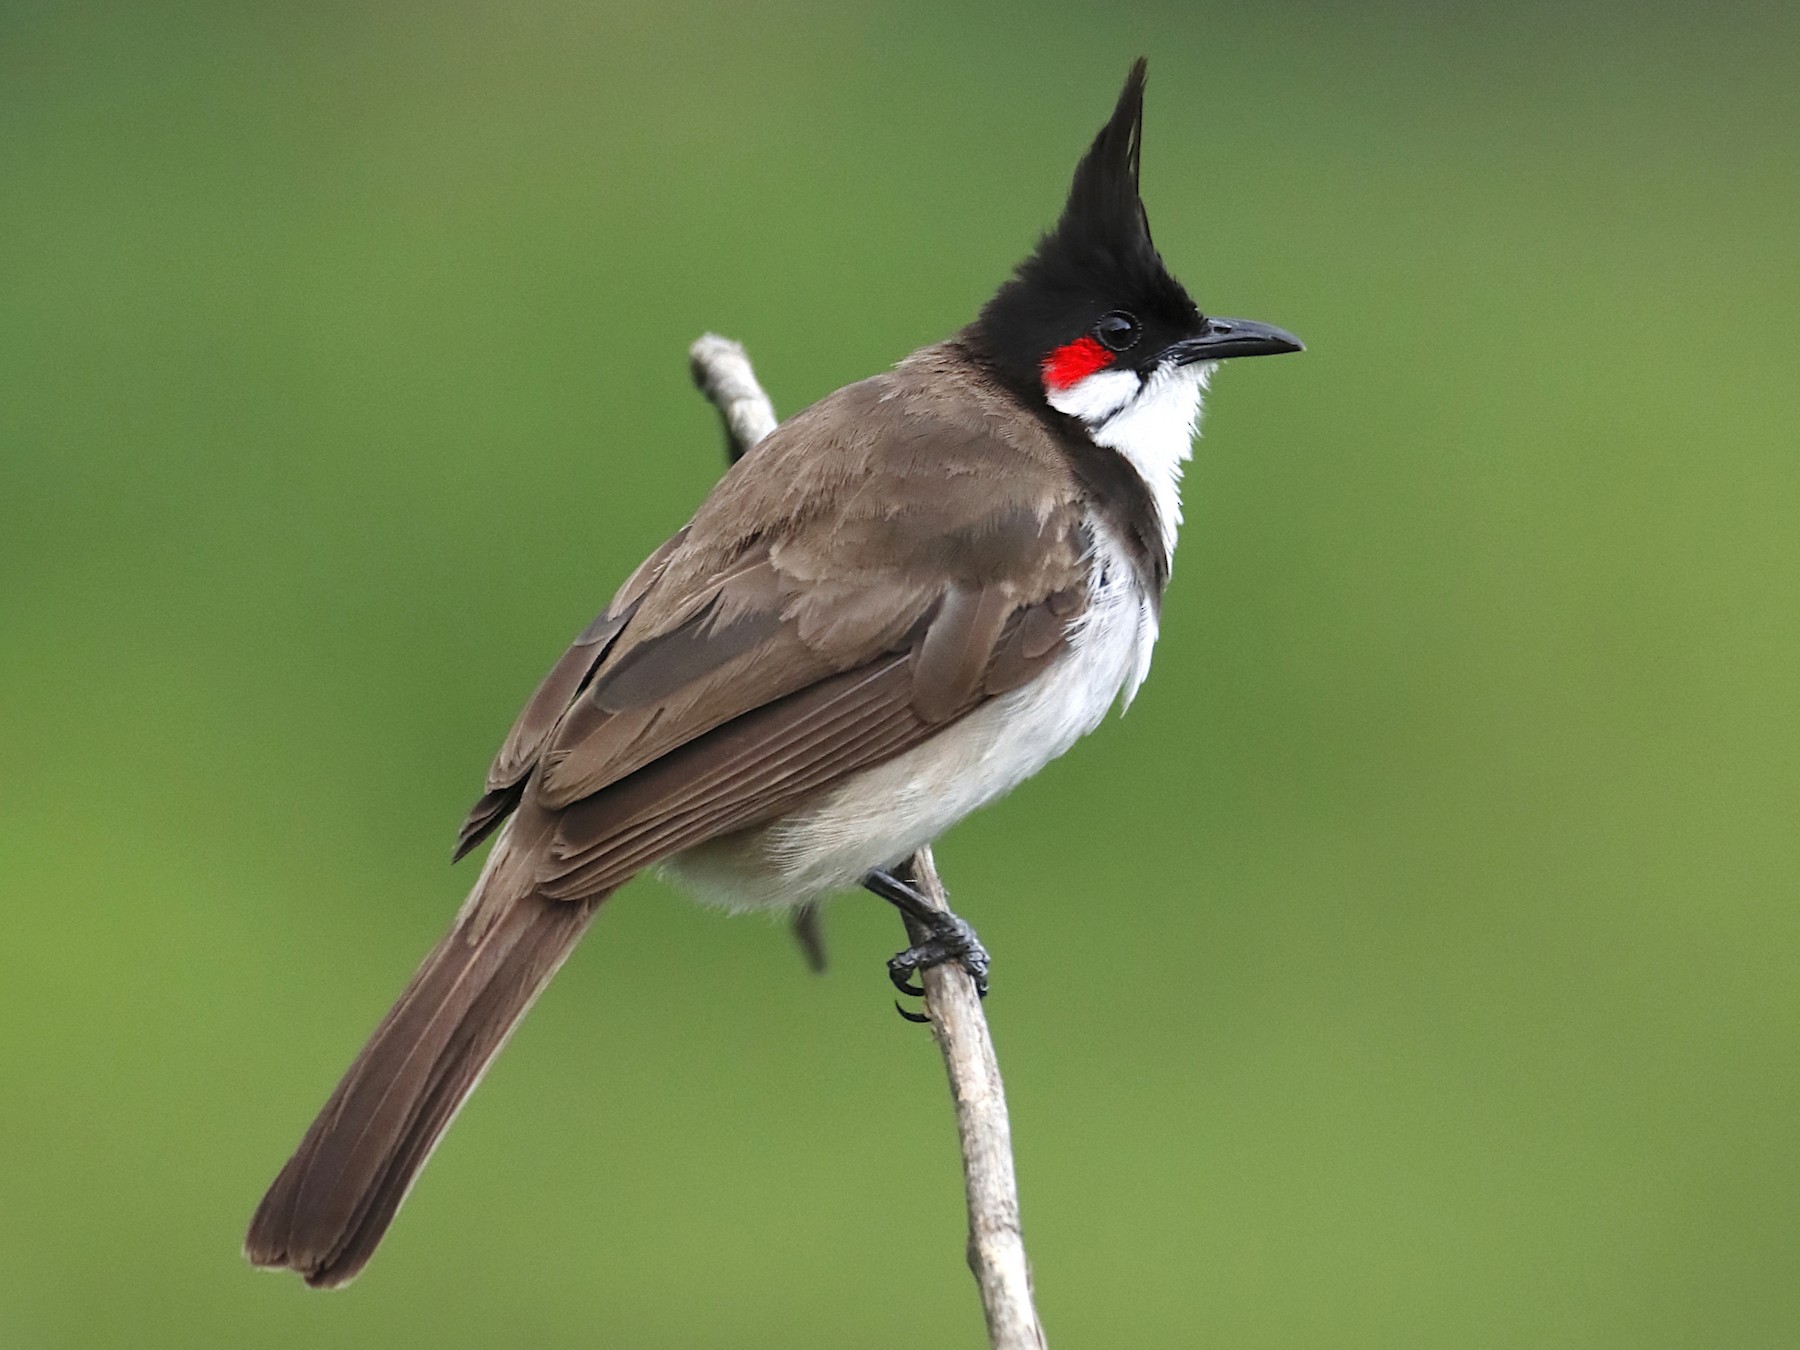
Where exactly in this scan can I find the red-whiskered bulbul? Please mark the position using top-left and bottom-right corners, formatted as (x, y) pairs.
(246, 58), (1302, 1287)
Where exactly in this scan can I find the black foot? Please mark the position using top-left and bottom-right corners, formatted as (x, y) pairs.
(886, 909), (990, 999)
(863, 869), (991, 1005)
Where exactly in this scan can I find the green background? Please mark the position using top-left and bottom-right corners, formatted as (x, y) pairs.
(4, 2), (1797, 1345)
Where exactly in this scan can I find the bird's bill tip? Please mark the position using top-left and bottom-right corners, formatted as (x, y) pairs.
(1170, 317), (1304, 363)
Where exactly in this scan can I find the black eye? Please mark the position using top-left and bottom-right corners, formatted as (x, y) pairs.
(1094, 311), (1142, 352)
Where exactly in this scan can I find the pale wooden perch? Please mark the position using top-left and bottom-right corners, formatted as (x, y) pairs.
(688, 334), (1048, 1350)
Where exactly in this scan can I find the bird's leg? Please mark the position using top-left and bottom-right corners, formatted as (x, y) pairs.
(863, 867), (991, 1004)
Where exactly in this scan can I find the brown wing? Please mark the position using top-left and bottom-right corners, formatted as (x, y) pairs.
(456, 347), (1093, 898)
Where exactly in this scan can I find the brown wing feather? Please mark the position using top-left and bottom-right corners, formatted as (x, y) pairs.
(911, 583), (1019, 721)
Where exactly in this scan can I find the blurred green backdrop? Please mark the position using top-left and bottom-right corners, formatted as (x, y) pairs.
(4, 1), (1798, 1346)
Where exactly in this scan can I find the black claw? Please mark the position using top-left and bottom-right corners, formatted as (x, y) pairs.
(887, 960), (926, 998)
(894, 1001), (931, 1025)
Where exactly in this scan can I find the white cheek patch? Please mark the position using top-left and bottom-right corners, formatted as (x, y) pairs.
(1085, 362), (1211, 569)
(1045, 367), (1140, 424)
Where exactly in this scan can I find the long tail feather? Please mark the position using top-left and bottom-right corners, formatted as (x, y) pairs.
(245, 874), (604, 1288)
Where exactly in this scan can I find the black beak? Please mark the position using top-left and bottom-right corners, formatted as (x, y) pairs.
(1168, 316), (1304, 364)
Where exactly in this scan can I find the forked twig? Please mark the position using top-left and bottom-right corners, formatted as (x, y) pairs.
(688, 334), (1047, 1350)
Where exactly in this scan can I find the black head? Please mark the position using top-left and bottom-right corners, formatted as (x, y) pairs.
(966, 59), (1300, 408)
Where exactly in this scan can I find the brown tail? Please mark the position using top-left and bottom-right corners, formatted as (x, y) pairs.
(245, 878), (605, 1288)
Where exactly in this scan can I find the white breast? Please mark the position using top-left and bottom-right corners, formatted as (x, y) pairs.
(662, 523), (1159, 911)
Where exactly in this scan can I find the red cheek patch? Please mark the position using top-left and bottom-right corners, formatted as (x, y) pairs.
(1041, 335), (1115, 391)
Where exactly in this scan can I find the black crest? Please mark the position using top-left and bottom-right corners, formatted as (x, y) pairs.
(1050, 56), (1157, 284)
(968, 59), (1201, 388)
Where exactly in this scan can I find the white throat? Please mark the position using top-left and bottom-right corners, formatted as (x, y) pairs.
(1045, 362), (1213, 570)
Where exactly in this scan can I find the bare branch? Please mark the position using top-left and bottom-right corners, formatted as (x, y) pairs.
(689, 333), (779, 463)
(686, 334), (1047, 1350)
(897, 848), (1048, 1350)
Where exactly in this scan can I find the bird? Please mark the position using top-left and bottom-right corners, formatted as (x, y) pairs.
(245, 58), (1302, 1289)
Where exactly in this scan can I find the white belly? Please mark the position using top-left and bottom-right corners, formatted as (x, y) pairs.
(661, 525), (1158, 911)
